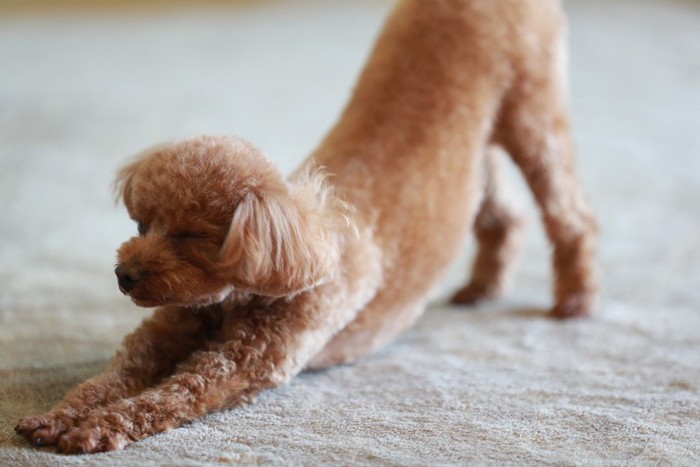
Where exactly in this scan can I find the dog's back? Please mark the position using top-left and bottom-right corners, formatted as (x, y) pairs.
(308, 0), (594, 368)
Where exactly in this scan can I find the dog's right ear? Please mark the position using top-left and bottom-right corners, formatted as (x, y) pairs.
(220, 164), (352, 297)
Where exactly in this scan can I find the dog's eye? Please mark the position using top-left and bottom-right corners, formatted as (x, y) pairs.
(137, 222), (149, 236)
(172, 231), (205, 240)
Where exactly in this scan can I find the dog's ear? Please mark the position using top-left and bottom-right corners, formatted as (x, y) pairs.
(112, 158), (143, 211)
(221, 166), (351, 297)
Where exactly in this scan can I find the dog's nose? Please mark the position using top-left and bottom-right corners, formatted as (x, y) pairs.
(115, 264), (141, 293)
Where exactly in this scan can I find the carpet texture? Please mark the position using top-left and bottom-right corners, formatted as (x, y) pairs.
(1, 0), (699, 464)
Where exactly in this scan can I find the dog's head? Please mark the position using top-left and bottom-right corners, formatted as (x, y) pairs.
(113, 135), (348, 308)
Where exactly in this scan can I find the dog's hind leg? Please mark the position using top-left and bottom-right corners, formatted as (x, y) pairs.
(494, 56), (598, 318)
(451, 146), (525, 306)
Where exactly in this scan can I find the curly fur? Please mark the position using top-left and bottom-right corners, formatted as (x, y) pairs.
(16, 0), (597, 454)
(221, 160), (353, 296)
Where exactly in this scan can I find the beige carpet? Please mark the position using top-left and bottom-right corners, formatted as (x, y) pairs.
(1, 0), (699, 464)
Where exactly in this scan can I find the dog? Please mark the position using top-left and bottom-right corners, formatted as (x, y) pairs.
(16, 0), (597, 453)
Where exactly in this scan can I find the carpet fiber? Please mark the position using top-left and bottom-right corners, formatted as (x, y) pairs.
(1, 0), (699, 464)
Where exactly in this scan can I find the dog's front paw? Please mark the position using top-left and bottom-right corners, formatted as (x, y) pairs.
(15, 412), (73, 447)
(57, 421), (132, 454)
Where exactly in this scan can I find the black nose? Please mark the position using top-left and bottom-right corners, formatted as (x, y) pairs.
(115, 264), (141, 293)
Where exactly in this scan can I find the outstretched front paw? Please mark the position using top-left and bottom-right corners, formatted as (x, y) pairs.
(15, 412), (73, 447)
(57, 420), (132, 454)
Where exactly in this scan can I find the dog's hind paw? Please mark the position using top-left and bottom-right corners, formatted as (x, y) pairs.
(551, 293), (596, 319)
(450, 283), (501, 307)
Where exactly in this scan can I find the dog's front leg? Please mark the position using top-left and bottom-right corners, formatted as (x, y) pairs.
(56, 349), (258, 453)
(56, 295), (348, 454)
(15, 306), (209, 447)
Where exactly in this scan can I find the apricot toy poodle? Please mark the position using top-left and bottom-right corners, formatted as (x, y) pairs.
(16, 0), (597, 453)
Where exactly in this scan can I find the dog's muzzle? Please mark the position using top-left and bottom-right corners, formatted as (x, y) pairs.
(115, 264), (141, 294)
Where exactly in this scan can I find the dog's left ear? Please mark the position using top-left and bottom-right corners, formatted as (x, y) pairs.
(221, 166), (351, 297)
(112, 157), (143, 211)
